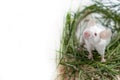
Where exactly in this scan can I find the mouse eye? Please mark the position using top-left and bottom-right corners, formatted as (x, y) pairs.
(94, 33), (97, 36)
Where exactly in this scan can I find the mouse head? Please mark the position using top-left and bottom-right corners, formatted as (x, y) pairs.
(83, 28), (112, 43)
(83, 29), (101, 43)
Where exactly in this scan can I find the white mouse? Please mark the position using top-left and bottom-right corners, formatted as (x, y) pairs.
(81, 24), (112, 62)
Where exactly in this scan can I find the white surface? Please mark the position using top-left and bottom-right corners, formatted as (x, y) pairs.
(0, 0), (91, 80)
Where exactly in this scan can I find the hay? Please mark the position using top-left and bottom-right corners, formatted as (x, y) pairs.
(57, 0), (120, 80)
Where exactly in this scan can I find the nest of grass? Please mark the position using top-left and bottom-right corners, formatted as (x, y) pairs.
(57, 0), (120, 80)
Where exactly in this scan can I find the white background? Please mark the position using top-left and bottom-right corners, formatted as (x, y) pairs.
(0, 0), (91, 80)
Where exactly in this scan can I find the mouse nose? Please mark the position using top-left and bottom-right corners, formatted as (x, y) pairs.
(84, 31), (90, 39)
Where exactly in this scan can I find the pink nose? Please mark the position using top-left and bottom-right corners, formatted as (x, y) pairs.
(84, 31), (90, 39)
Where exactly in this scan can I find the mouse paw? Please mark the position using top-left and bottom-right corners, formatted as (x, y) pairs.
(101, 58), (106, 62)
(88, 54), (93, 59)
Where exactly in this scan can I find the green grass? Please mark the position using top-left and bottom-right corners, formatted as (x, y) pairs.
(57, 0), (120, 80)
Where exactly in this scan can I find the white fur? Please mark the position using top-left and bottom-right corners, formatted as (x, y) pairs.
(83, 24), (111, 55)
(76, 22), (112, 62)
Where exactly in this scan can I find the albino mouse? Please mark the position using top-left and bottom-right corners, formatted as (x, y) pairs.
(81, 24), (112, 62)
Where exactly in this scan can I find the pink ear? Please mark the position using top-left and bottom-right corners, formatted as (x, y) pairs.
(100, 28), (112, 39)
(84, 31), (90, 39)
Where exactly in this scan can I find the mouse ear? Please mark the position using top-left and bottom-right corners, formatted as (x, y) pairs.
(100, 28), (112, 39)
(84, 31), (91, 39)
